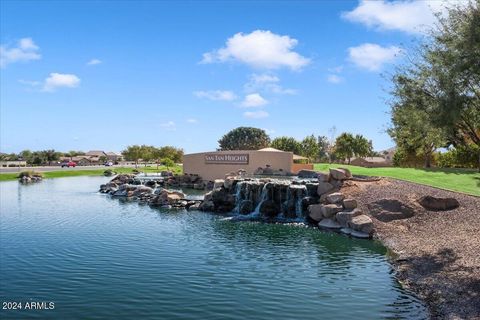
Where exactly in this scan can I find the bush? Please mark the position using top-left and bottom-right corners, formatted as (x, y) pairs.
(436, 145), (479, 168)
(17, 171), (43, 178)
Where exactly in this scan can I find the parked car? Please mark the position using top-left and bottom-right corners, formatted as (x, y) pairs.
(104, 161), (114, 166)
(61, 161), (77, 168)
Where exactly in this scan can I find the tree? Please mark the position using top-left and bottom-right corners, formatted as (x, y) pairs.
(352, 134), (373, 159)
(334, 133), (355, 164)
(317, 136), (330, 162)
(122, 145), (143, 168)
(300, 134), (320, 161)
(389, 1), (480, 169)
(161, 158), (175, 170)
(218, 127), (270, 150)
(270, 136), (302, 154)
(43, 150), (61, 166)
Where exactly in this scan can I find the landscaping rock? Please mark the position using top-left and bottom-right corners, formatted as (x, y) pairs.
(318, 218), (342, 229)
(340, 227), (353, 235)
(199, 200), (215, 211)
(317, 172), (330, 182)
(343, 199), (357, 210)
(326, 192), (345, 204)
(336, 209), (362, 227)
(368, 199), (414, 222)
(238, 200), (254, 215)
(308, 204), (323, 222)
(350, 230), (371, 239)
(349, 214), (374, 234)
(317, 182), (334, 196)
(329, 168), (350, 181)
(418, 195), (460, 211)
(321, 204), (343, 218)
(297, 169), (318, 179)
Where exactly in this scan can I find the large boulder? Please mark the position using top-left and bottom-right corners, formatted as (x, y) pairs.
(321, 204), (343, 218)
(318, 218), (342, 229)
(297, 169), (318, 179)
(199, 200), (215, 211)
(349, 214), (374, 234)
(317, 182), (334, 196)
(418, 196), (460, 211)
(368, 199), (414, 222)
(326, 192), (345, 204)
(329, 168), (351, 181)
(308, 204), (323, 222)
(317, 172), (330, 182)
(336, 208), (362, 227)
(342, 199), (357, 210)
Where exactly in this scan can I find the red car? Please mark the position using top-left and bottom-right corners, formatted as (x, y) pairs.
(61, 161), (77, 168)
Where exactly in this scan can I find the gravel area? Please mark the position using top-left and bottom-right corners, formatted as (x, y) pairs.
(342, 178), (480, 320)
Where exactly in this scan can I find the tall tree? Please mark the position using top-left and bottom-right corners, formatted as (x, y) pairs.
(352, 134), (373, 159)
(270, 136), (302, 154)
(122, 145), (143, 168)
(334, 133), (355, 164)
(317, 136), (330, 162)
(389, 1), (480, 169)
(300, 135), (320, 161)
(218, 127), (270, 150)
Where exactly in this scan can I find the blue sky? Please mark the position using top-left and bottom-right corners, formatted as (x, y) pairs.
(0, 0), (451, 153)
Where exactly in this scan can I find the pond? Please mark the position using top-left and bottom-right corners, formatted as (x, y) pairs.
(0, 176), (427, 319)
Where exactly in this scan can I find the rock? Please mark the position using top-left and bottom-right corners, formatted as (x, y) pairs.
(318, 218), (342, 229)
(187, 202), (201, 211)
(336, 209), (363, 227)
(308, 204), (323, 222)
(317, 182), (334, 196)
(349, 214), (374, 234)
(329, 168), (351, 181)
(368, 199), (414, 222)
(213, 179), (225, 189)
(199, 200), (215, 211)
(343, 199), (357, 210)
(238, 200), (254, 215)
(326, 192), (345, 204)
(317, 172), (330, 182)
(340, 227), (353, 235)
(204, 191), (213, 201)
(350, 230), (371, 239)
(418, 195), (460, 211)
(297, 169), (318, 179)
(224, 178), (235, 190)
(166, 193), (182, 204)
(258, 200), (280, 217)
(321, 204), (343, 218)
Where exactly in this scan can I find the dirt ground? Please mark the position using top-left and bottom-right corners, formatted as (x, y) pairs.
(342, 178), (480, 320)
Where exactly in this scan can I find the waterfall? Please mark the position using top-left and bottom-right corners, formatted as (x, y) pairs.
(253, 183), (269, 216)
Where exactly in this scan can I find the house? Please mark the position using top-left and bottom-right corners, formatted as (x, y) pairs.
(383, 147), (396, 162)
(85, 150), (107, 158)
(106, 152), (123, 163)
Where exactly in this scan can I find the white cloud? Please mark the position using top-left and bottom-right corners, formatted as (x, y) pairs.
(160, 121), (176, 130)
(342, 0), (466, 34)
(201, 30), (310, 70)
(43, 73), (81, 92)
(186, 118), (198, 124)
(241, 93), (269, 107)
(18, 79), (41, 86)
(193, 90), (237, 101)
(244, 73), (297, 95)
(348, 43), (402, 71)
(87, 58), (102, 66)
(244, 110), (269, 119)
(327, 74), (343, 84)
(0, 37), (41, 68)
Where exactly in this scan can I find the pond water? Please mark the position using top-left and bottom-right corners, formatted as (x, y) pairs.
(0, 176), (427, 319)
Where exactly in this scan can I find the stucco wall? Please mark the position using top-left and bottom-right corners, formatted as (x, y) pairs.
(183, 150), (293, 181)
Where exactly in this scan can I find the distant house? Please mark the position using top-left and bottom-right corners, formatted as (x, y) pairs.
(350, 156), (392, 168)
(383, 147), (396, 162)
(85, 150), (107, 158)
(0, 160), (27, 167)
(106, 152), (123, 163)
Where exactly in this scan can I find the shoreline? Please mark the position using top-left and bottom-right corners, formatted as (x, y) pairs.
(344, 178), (480, 319)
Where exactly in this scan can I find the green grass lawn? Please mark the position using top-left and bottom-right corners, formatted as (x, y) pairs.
(0, 165), (183, 182)
(314, 163), (480, 196)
